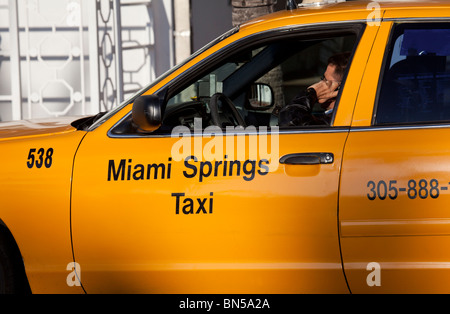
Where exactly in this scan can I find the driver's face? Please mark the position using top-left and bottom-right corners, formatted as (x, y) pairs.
(322, 64), (342, 86)
(321, 64), (342, 110)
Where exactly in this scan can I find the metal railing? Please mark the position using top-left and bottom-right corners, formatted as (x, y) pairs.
(0, 0), (172, 122)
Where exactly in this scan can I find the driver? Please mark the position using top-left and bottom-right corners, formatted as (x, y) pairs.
(278, 52), (350, 126)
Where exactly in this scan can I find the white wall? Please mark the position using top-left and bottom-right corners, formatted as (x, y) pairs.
(0, 0), (175, 122)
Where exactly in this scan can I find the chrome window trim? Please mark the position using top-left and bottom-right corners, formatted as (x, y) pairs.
(107, 126), (350, 139)
(351, 123), (450, 132)
(383, 17), (450, 23)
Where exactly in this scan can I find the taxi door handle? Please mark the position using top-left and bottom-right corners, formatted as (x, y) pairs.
(279, 153), (334, 165)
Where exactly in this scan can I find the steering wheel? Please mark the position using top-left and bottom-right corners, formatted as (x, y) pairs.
(209, 93), (246, 127)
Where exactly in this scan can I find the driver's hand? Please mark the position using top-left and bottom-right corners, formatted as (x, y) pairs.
(309, 80), (340, 104)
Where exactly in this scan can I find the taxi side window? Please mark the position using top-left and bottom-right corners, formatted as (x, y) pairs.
(162, 31), (357, 132)
(375, 23), (450, 125)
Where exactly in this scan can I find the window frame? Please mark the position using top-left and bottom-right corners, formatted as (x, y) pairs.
(372, 21), (450, 127)
(108, 22), (366, 138)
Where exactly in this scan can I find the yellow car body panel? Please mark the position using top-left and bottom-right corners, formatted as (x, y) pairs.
(0, 117), (80, 140)
(0, 121), (85, 293)
(350, 21), (393, 127)
(340, 127), (450, 293)
(1, 1), (450, 294)
(71, 129), (350, 293)
(340, 4), (450, 293)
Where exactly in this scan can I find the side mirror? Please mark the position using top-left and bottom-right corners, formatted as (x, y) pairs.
(132, 94), (163, 133)
(245, 83), (274, 111)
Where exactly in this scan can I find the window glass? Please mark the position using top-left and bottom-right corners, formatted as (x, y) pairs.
(110, 28), (360, 136)
(375, 23), (450, 125)
(160, 33), (356, 133)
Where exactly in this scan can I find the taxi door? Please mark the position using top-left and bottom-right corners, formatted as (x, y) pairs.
(340, 20), (450, 293)
(70, 23), (378, 293)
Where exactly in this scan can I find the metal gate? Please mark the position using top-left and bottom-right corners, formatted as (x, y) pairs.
(0, 0), (174, 121)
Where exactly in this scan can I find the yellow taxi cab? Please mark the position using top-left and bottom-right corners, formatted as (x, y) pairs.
(1, 0), (450, 294)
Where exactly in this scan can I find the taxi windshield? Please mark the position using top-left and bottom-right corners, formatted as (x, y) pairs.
(88, 26), (240, 131)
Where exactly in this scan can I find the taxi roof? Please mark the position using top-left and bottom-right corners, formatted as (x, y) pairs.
(239, 0), (450, 32)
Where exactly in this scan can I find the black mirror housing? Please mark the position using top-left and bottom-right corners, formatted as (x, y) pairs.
(132, 94), (163, 133)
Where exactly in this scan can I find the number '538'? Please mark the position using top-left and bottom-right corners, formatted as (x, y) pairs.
(27, 148), (54, 169)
